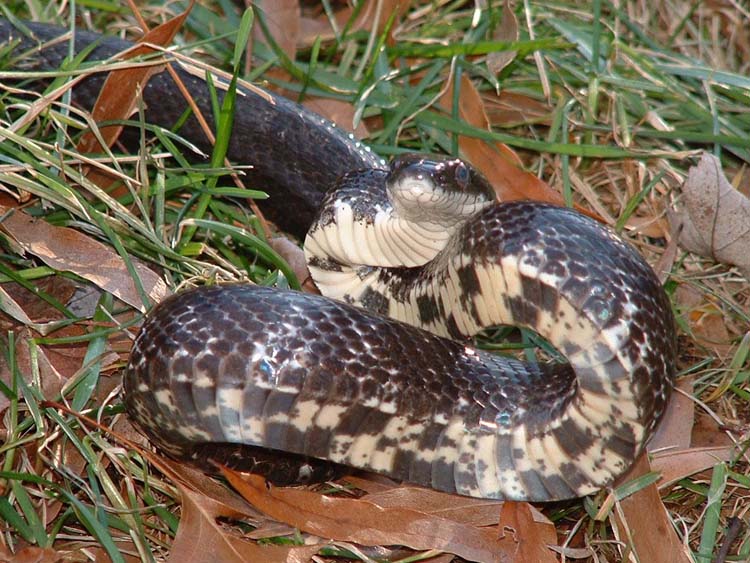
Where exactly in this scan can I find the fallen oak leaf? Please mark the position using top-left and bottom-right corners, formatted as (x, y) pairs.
(161, 459), (265, 522)
(252, 0), (301, 63)
(691, 411), (736, 449)
(0, 325), (102, 417)
(267, 237), (318, 294)
(75, 4), (195, 193)
(297, 0), (411, 48)
(221, 469), (512, 563)
(671, 153), (750, 279)
(481, 90), (553, 128)
(439, 73), (524, 171)
(340, 473), (399, 495)
(2, 546), (66, 563)
(27, 405), (320, 562)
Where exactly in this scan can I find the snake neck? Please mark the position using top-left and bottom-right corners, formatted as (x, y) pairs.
(304, 168), (494, 305)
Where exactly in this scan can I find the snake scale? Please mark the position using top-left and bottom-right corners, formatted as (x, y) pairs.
(2, 19), (676, 501)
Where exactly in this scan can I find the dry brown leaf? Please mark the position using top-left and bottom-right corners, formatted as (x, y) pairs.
(649, 376), (695, 451)
(222, 470), (512, 563)
(353, 0), (412, 36)
(245, 521), (298, 540)
(299, 15), (336, 47)
(361, 486), (504, 527)
(691, 412), (735, 449)
(497, 502), (557, 563)
(92, 549), (141, 563)
(614, 455), (694, 563)
(0, 276), (78, 324)
(342, 474), (399, 494)
(253, 0), (301, 61)
(481, 91), (552, 127)
(77, 8), (193, 155)
(0, 285), (59, 334)
(675, 285), (734, 354)
(486, 1), (518, 75)
(652, 445), (735, 488)
(162, 459), (265, 521)
(652, 220), (681, 283)
(302, 98), (369, 138)
(0, 206), (168, 311)
(298, 0), (410, 47)
(0, 326), (88, 417)
(4, 546), (64, 563)
(691, 308), (733, 352)
(672, 153), (750, 279)
(439, 74), (522, 167)
(171, 487), (323, 563)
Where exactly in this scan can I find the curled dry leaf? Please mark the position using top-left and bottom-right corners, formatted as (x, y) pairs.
(0, 325), (92, 419)
(2, 546), (66, 563)
(221, 469), (513, 563)
(76, 5), (194, 192)
(299, 0), (411, 48)
(691, 412), (736, 449)
(671, 153), (750, 279)
(674, 284), (734, 354)
(481, 90), (553, 128)
(267, 237), (319, 294)
(0, 206), (169, 311)
(162, 459), (265, 521)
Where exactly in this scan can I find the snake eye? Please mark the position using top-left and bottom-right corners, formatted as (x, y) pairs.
(454, 162), (470, 188)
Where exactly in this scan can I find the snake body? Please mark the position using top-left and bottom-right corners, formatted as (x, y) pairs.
(2, 20), (676, 501)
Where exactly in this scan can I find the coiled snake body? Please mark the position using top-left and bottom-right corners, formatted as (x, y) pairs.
(2, 20), (676, 501)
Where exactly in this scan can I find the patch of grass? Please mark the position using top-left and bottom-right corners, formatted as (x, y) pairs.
(1, 1), (749, 561)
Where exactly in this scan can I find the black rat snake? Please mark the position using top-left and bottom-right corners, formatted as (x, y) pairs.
(1, 19), (676, 501)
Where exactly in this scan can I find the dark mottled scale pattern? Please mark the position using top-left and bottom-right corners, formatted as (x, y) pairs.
(124, 284), (599, 489)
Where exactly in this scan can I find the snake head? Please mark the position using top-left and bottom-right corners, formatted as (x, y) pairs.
(386, 154), (496, 226)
